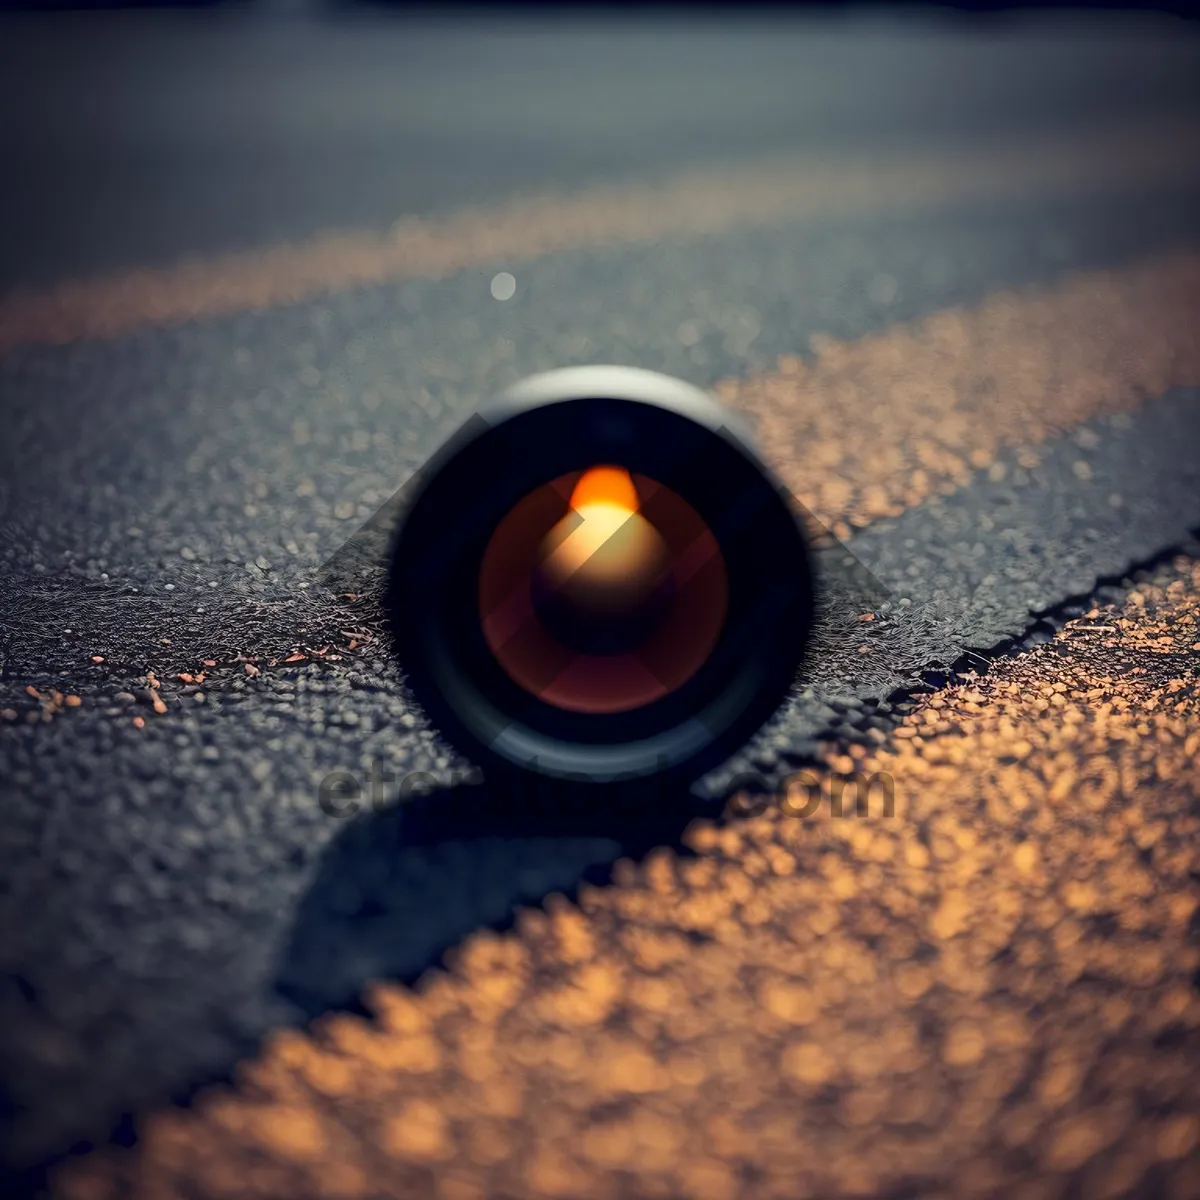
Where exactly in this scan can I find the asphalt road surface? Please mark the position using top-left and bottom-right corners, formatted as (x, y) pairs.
(1, 10), (1199, 1199)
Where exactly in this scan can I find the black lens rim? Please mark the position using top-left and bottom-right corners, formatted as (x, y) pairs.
(386, 367), (814, 786)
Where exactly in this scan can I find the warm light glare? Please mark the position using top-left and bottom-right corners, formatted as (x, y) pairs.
(569, 464), (639, 512)
(541, 466), (654, 586)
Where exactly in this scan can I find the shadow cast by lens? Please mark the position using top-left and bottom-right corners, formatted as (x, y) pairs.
(273, 770), (718, 1020)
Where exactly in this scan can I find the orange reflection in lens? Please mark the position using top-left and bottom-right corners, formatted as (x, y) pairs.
(568, 464), (639, 511)
(537, 466), (671, 646)
(479, 467), (728, 714)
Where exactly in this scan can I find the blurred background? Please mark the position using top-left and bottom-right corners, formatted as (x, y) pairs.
(3, 1), (1199, 290)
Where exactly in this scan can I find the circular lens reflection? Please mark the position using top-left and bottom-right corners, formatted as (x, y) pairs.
(479, 466), (728, 714)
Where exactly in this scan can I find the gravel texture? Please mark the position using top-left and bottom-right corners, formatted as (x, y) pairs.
(56, 557), (1200, 1200)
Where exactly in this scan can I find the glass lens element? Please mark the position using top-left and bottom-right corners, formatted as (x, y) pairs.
(479, 467), (728, 714)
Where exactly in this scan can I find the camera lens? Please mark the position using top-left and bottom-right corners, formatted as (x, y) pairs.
(386, 366), (814, 788)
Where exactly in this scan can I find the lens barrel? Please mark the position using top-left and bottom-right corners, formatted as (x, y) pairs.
(386, 366), (814, 788)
